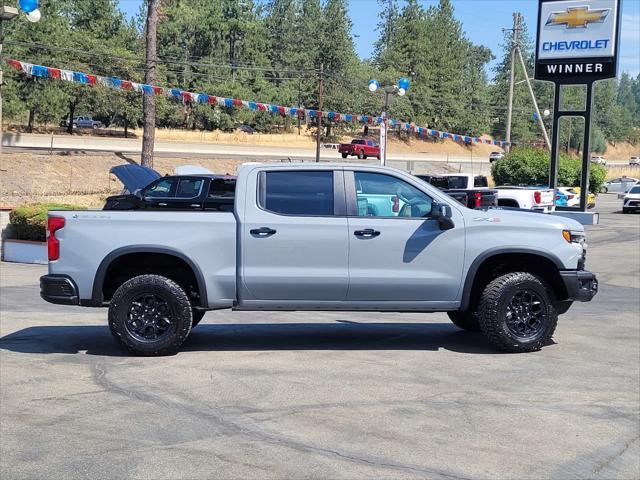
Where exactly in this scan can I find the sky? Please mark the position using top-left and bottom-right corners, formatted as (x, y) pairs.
(117, 0), (640, 78)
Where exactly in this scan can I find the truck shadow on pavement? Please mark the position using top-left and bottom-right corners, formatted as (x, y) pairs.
(0, 321), (502, 356)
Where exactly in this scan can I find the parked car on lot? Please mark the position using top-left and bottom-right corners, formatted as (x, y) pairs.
(622, 182), (640, 214)
(590, 155), (607, 166)
(415, 173), (497, 209)
(629, 156), (639, 167)
(569, 186), (596, 209)
(489, 151), (504, 163)
(60, 116), (104, 129)
(104, 165), (236, 212)
(41, 163), (597, 356)
(338, 139), (380, 159)
(601, 177), (638, 193)
(555, 188), (572, 208)
(495, 186), (555, 212)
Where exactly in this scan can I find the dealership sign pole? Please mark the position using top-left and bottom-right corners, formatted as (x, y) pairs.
(535, 0), (621, 212)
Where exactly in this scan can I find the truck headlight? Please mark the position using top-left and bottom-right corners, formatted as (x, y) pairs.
(562, 229), (586, 245)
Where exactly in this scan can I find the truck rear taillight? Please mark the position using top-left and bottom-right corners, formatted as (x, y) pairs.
(47, 216), (65, 261)
(534, 191), (542, 204)
(474, 192), (482, 208)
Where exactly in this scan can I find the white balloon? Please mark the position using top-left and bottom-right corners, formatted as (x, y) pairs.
(397, 88), (406, 97)
(368, 83), (378, 92)
(26, 8), (41, 22)
(543, 109), (550, 117)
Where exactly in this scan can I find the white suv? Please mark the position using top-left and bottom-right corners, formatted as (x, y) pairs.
(629, 156), (639, 167)
(591, 155), (607, 166)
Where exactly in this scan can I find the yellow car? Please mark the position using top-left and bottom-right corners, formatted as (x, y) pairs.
(571, 187), (596, 208)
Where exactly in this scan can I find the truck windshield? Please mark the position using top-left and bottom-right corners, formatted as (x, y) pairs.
(630, 186), (640, 194)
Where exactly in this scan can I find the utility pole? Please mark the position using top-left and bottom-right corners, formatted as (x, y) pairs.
(315, 62), (323, 163)
(505, 12), (519, 153)
(516, 47), (551, 150)
(141, 0), (159, 168)
(297, 78), (301, 136)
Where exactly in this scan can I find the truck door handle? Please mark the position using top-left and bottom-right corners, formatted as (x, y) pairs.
(250, 227), (277, 237)
(354, 228), (380, 238)
(158, 203), (167, 207)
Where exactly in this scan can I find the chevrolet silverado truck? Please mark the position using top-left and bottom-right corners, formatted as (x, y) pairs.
(338, 139), (380, 159)
(40, 163), (597, 355)
(415, 174), (497, 209)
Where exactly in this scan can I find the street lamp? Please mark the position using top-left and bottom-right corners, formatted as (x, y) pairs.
(1, 0), (41, 158)
(368, 77), (410, 166)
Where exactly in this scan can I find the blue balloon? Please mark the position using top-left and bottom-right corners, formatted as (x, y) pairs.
(398, 77), (410, 90)
(19, 0), (38, 14)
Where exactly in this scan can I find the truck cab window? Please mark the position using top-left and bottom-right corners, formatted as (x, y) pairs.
(263, 171), (333, 216)
(176, 178), (204, 198)
(354, 172), (432, 218)
(144, 178), (176, 198)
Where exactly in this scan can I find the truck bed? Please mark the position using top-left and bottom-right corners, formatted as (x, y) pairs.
(48, 210), (237, 307)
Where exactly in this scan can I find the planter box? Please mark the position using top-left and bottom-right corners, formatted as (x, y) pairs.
(2, 239), (47, 264)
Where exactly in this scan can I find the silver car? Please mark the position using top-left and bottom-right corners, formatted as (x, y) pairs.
(602, 177), (639, 193)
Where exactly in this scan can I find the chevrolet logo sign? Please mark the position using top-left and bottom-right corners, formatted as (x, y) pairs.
(546, 6), (610, 29)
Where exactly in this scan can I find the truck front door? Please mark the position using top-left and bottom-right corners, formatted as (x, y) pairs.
(240, 169), (349, 301)
(345, 170), (465, 302)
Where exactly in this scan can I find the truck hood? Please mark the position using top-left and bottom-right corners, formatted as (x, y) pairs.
(110, 164), (161, 193)
(471, 207), (584, 232)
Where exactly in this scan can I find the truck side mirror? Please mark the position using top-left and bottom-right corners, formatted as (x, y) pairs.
(431, 202), (455, 230)
(133, 189), (143, 200)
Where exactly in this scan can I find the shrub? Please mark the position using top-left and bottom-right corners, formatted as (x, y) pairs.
(491, 147), (606, 194)
(9, 203), (85, 242)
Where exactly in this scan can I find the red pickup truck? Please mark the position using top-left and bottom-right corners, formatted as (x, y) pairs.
(338, 139), (380, 159)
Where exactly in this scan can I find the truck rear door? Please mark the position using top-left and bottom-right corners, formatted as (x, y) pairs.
(239, 168), (349, 301)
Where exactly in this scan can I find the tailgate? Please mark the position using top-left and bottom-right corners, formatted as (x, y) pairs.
(537, 189), (555, 206)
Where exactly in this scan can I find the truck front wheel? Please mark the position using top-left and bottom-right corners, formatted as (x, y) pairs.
(447, 311), (480, 331)
(357, 150), (365, 159)
(477, 272), (557, 353)
(341, 152), (348, 158)
(108, 274), (193, 356)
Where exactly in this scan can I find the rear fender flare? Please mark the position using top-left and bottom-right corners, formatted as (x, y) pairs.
(91, 245), (208, 307)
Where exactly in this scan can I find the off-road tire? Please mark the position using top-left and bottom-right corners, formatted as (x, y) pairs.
(447, 311), (480, 331)
(477, 272), (557, 353)
(357, 150), (365, 159)
(108, 274), (193, 356)
(192, 310), (206, 328)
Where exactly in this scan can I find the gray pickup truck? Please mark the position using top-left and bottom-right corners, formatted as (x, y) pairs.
(41, 163), (597, 355)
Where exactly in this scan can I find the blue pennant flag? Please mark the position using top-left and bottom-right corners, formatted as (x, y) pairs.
(32, 65), (48, 78)
(73, 72), (88, 84)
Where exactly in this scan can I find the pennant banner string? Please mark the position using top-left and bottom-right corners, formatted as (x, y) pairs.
(4, 59), (510, 147)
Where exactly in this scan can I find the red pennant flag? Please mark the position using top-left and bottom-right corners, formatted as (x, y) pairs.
(87, 75), (97, 85)
(277, 106), (286, 116)
(152, 86), (162, 96)
(47, 67), (61, 79)
(334, 113), (341, 122)
(257, 103), (266, 111)
(233, 98), (243, 107)
(121, 80), (133, 90)
(7, 59), (22, 71)
(181, 91), (192, 103)
(208, 95), (217, 105)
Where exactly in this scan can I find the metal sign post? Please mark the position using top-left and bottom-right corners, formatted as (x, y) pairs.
(535, 0), (621, 214)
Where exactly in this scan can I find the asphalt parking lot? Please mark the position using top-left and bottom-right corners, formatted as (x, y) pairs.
(1, 194), (638, 479)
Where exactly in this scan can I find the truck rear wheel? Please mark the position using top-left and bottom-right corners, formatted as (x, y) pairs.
(447, 311), (480, 331)
(108, 274), (193, 356)
(477, 272), (557, 353)
(357, 150), (365, 159)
